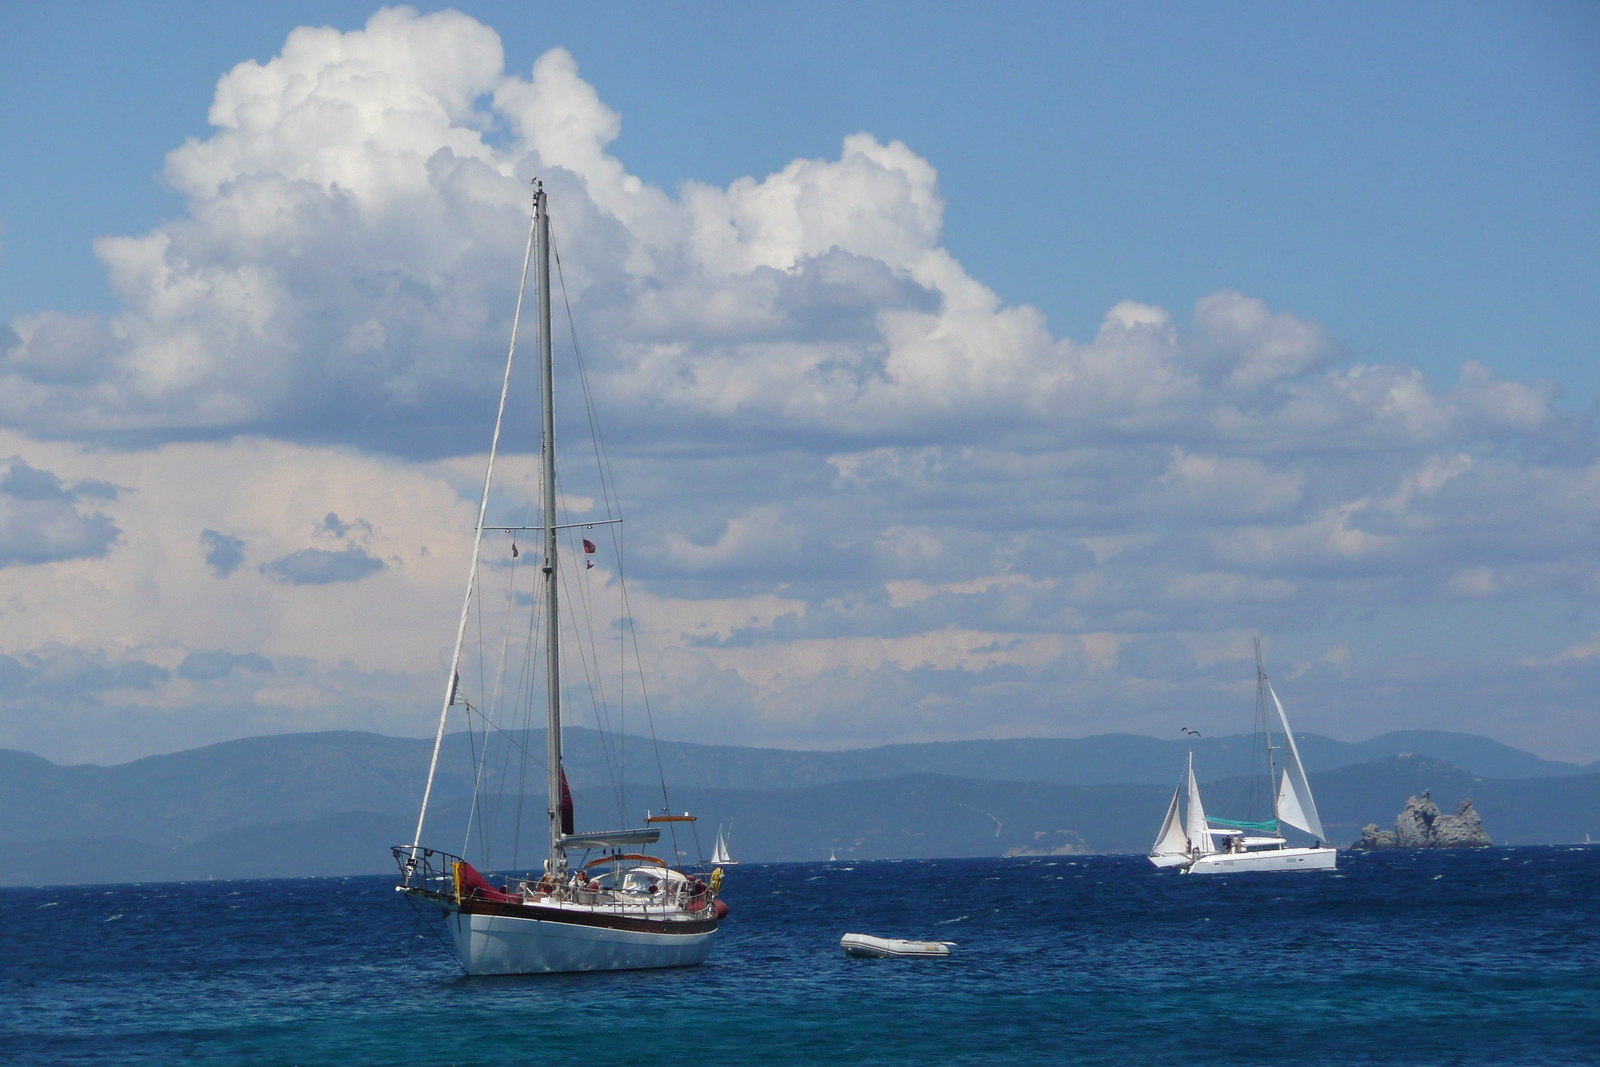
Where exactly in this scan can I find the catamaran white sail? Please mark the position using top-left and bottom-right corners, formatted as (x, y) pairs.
(394, 184), (727, 974)
(1148, 638), (1336, 875)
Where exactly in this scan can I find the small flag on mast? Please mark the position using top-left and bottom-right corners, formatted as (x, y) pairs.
(582, 537), (597, 569)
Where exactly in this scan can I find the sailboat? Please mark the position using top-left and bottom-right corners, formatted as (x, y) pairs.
(711, 824), (737, 866)
(394, 183), (727, 974)
(1148, 638), (1336, 875)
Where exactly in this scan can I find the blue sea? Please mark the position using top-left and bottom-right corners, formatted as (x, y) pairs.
(3, 847), (1597, 1066)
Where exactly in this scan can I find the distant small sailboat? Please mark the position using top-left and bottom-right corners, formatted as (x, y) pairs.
(1149, 638), (1336, 875)
(828, 849), (837, 861)
(711, 824), (737, 866)
(841, 933), (953, 959)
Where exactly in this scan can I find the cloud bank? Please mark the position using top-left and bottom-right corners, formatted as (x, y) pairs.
(0, 7), (1595, 764)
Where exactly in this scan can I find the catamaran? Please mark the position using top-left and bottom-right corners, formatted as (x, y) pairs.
(1149, 638), (1335, 874)
(394, 183), (727, 974)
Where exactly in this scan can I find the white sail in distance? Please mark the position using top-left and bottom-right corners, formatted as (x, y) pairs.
(1268, 683), (1325, 841)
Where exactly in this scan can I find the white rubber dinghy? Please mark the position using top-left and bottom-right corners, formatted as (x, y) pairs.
(840, 933), (953, 958)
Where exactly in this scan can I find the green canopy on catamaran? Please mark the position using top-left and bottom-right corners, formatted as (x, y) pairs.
(1207, 816), (1280, 833)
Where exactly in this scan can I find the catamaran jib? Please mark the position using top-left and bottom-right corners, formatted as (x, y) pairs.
(394, 184), (726, 974)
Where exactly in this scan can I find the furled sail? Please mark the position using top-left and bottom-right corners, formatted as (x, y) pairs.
(1150, 784), (1189, 861)
(560, 828), (661, 849)
(1185, 755), (1214, 856)
(1268, 683), (1324, 840)
(559, 767), (575, 836)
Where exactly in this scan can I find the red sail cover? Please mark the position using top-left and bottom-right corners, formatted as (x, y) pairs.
(454, 861), (517, 903)
(560, 767), (575, 835)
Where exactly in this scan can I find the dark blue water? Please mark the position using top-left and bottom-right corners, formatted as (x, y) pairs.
(3, 848), (1597, 1066)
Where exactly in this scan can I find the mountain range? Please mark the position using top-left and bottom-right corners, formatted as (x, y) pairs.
(3, 728), (1596, 886)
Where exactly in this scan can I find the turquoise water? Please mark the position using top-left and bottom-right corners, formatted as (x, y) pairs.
(3, 848), (1597, 1065)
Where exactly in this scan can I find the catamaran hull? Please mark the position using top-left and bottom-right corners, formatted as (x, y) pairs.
(1184, 846), (1337, 875)
(446, 908), (718, 975)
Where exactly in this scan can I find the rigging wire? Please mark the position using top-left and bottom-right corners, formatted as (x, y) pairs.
(449, 695), (555, 875)
(509, 541), (546, 871)
(459, 699), (550, 785)
(464, 543), (524, 861)
(439, 213), (707, 877)
(545, 411), (628, 825)
(483, 544), (524, 859)
(550, 509), (629, 825)
(552, 235), (689, 859)
(409, 195), (535, 859)
(550, 243), (631, 800)
(469, 589), (490, 863)
(556, 530), (628, 828)
(464, 698), (480, 862)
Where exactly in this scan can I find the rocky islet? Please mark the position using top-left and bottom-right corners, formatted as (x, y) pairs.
(1354, 790), (1492, 849)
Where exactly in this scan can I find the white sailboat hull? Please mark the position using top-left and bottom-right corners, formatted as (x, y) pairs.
(403, 190), (725, 978)
(447, 907), (718, 975)
(1184, 846), (1336, 875)
(1148, 852), (1190, 868)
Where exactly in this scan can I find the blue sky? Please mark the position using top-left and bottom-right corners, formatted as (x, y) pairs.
(0, 3), (1597, 765)
(5, 2), (1598, 405)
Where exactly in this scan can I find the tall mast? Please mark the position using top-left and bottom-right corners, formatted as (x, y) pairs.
(536, 185), (565, 872)
(1256, 636), (1277, 824)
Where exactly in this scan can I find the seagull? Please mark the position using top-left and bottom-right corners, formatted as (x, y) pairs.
(1181, 727), (1202, 737)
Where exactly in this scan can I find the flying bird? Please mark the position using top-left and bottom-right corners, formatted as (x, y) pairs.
(1181, 727), (1201, 737)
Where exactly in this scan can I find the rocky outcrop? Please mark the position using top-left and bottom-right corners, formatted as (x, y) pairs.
(1395, 791), (1442, 847)
(1354, 824), (1397, 849)
(1351, 791), (1491, 849)
(1431, 797), (1491, 847)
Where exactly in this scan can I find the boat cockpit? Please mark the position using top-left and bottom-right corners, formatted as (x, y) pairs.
(1205, 828), (1289, 853)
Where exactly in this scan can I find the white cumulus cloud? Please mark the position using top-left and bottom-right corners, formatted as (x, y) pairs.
(0, 7), (1597, 763)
